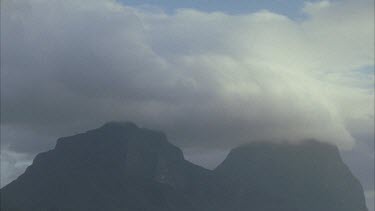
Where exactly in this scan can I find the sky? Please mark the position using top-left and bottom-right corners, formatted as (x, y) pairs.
(119, 0), (308, 16)
(1, 0), (374, 209)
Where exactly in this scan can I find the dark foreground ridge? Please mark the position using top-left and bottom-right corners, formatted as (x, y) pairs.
(1, 122), (368, 211)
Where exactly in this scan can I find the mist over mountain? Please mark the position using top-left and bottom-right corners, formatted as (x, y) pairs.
(1, 122), (368, 211)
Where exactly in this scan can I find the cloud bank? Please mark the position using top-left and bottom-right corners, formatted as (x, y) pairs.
(1, 0), (373, 161)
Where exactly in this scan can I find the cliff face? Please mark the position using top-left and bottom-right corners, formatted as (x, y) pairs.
(1, 122), (368, 211)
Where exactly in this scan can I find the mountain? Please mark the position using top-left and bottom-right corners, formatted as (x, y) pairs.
(214, 141), (368, 211)
(1, 122), (217, 211)
(1, 122), (368, 211)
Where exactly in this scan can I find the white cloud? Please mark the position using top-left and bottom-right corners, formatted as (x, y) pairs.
(0, 149), (32, 187)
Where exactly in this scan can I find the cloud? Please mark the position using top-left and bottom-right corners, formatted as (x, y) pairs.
(1, 0), (373, 154)
(0, 150), (32, 187)
(365, 190), (375, 211)
(183, 148), (230, 170)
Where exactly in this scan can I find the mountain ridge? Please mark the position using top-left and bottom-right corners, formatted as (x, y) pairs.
(1, 122), (368, 211)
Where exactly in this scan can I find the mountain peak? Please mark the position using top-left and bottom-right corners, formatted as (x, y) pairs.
(100, 121), (139, 130)
(214, 139), (368, 211)
(220, 139), (342, 167)
(55, 121), (165, 150)
(2, 123), (212, 211)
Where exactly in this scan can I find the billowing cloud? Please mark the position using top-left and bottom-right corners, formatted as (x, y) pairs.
(1, 0), (374, 187)
(0, 150), (32, 186)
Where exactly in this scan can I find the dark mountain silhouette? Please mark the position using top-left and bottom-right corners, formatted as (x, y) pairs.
(213, 141), (368, 211)
(1, 122), (368, 211)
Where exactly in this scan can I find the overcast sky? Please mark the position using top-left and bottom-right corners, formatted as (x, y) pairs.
(1, 0), (374, 209)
